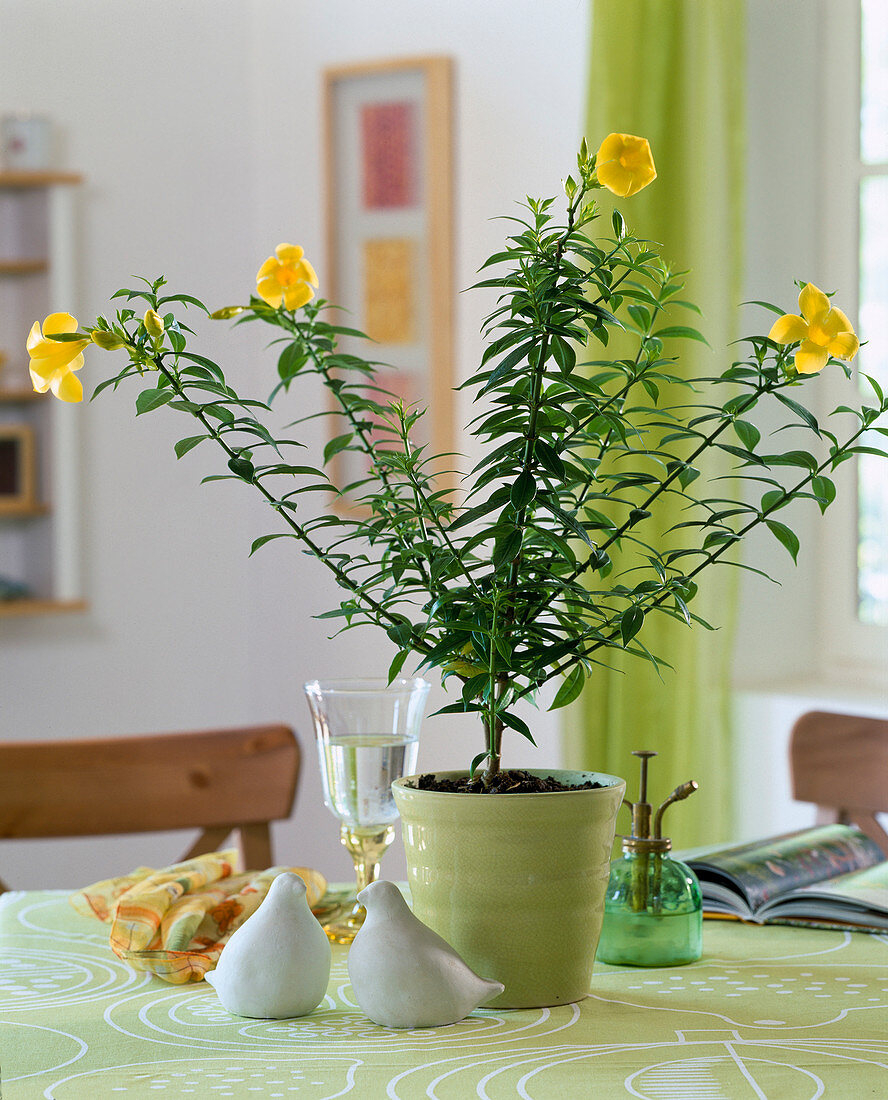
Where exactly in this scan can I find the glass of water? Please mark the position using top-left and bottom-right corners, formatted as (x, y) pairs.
(304, 677), (430, 943)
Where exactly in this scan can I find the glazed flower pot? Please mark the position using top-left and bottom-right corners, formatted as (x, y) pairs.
(391, 769), (626, 1009)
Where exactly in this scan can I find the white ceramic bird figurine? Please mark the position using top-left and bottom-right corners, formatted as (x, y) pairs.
(205, 871), (331, 1018)
(348, 880), (504, 1028)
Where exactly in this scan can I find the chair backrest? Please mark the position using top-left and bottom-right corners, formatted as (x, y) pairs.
(789, 710), (888, 855)
(0, 724), (300, 890)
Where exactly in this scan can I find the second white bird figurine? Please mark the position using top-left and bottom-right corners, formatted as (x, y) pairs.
(348, 880), (505, 1028)
(205, 871), (331, 1019)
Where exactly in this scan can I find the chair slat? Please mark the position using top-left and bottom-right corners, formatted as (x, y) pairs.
(790, 711), (888, 855)
(0, 724), (300, 885)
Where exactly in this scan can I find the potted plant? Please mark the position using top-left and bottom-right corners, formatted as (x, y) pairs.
(28, 135), (886, 1006)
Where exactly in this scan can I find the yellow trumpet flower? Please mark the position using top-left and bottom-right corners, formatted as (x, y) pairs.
(768, 283), (859, 374)
(144, 309), (165, 338)
(256, 243), (319, 310)
(27, 312), (89, 403)
(595, 133), (657, 198)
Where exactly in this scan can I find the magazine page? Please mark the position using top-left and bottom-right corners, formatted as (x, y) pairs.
(759, 861), (888, 929)
(686, 824), (884, 917)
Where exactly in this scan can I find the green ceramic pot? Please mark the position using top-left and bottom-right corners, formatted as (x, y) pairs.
(391, 769), (626, 1009)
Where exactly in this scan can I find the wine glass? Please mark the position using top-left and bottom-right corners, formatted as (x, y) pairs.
(304, 677), (430, 943)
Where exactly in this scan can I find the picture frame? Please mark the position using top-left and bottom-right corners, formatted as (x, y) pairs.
(0, 423), (36, 513)
(323, 56), (454, 498)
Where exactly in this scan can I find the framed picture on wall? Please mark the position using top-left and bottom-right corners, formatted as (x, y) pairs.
(323, 56), (454, 500)
(0, 424), (36, 513)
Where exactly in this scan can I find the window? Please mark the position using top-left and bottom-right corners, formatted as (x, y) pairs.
(815, 0), (888, 687)
(857, 0), (888, 626)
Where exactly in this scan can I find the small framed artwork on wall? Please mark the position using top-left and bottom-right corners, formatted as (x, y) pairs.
(324, 56), (454, 499)
(0, 424), (36, 513)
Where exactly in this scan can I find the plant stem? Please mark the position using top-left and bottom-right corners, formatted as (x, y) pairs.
(574, 378), (776, 584)
(399, 418), (484, 599)
(293, 317), (437, 593)
(152, 354), (434, 655)
(492, 188), (585, 728)
(513, 408), (877, 701)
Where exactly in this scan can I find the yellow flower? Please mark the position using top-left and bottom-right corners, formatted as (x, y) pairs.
(144, 309), (165, 338)
(256, 243), (319, 310)
(27, 312), (89, 403)
(768, 283), (859, 374)
(595, 133), (657, 198)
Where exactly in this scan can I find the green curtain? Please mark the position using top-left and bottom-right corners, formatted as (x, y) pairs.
(564, 0), (747, 846)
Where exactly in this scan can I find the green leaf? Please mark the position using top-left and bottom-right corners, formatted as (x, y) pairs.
(174, 434), (207, 459)
(549, 665), (585, 710)
(156, 292), (208, 311)
(668, 298), (703, 315)
(228, 455), (255, 481)
(385, 618), (414, 646)
(762, 450), (818, 470)
(672, 593), (692, 625)
(278, 342), (307, 380)
(551, 336), (576, 374)
(627, 303), (651, 330)
(760, 489), (785, 514)
(810, 474), (836, 514)
(766, 519), (800, 563)
(482, 339), (536, 391)
(499, 710), (535, 743)
(510, 471), (537, 509)
(862, 372), (884, 404)
(202, 403), (235, 424)
(494, 633), (514, 664)
(744, 298), (786, 316)
(46, 331), (89, 342)
(620, 606), (644, 646)
(537, 498), (595, 548)
(388, 649), (410, 683)
(135, 388), (174, 415)
(774, 392), (820, 435)
(733, 420), (761, 451)
(534, 439), (565, 480)
(323, 433), (353, 464)
(249, 533), (290, 555)
(652, 325), (709, 345)
(493, 527), (522, 566)
(470, 752), (489, 776)
(462, 673), (491, 702)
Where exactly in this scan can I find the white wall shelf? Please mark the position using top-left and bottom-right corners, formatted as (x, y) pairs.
(0, 172), (86, 618)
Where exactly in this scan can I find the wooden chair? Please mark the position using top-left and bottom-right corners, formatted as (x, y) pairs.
(0, 723), (300, 891)
(789, 710), (888, 855)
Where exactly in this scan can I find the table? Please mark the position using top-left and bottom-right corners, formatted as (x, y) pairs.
(2, 891), (888, 1098)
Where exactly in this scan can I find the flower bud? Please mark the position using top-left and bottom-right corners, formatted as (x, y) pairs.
(144, 309), (165, 338)
(90, 329), (125, 350)
(210, 305), (246, 320)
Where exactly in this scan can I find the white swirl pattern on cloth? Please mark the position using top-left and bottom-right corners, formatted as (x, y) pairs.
(2, 891), (888, 1097)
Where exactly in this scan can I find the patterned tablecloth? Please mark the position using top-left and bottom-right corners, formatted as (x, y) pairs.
(2, 890), (888, 1098)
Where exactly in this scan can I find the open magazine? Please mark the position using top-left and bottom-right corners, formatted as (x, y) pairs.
(684, 824), (888, 931)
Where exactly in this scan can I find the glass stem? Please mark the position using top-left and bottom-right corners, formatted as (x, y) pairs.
(341, 824), (395, 898)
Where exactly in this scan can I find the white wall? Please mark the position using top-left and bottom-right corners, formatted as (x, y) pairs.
(0, 0), (587, 888)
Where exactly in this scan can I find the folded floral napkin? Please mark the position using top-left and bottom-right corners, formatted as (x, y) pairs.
(70, 849), (326, 984)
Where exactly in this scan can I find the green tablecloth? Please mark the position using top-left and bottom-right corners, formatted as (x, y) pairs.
(2, 890), (888, 1097)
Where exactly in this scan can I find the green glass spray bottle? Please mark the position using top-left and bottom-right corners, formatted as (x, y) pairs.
(597, 751), (703, 967)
